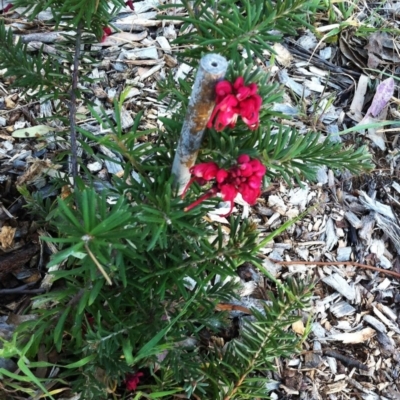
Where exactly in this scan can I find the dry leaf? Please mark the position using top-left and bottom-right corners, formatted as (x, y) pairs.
(6, 314), (37, 325)
(16, 159), (55, 186)
(100, 31), (148, 46)
(365, 77), (394, 119)
(0, 225), (16, 249)
(292, 320), (305, 335)
(365, 32), (384, 68)
(12, 124), (54, 138)
(4, 96), (16, 109)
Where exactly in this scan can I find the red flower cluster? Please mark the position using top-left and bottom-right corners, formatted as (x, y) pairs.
(183, 155), (266, 215)
(207, 77), (262, 132)
(125, 371), (144, 391)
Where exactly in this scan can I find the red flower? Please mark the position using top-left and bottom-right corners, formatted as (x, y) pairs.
(220, 183), (237, 203)
(183, 156), (266, 215)
(237, 154), (250, 164)
(207, 94), (239, 131)
(101, 27), (112, 42)
(216, 80), (233, 99)
(239, 95), (262, 130)
(125, 372), (144, 391)
(191, 162), (219, 181)
(216, 169), (229, 183)
(125, 0), (135, 10)
(208, 77), (262, 131)
(181, 162), (219, 198)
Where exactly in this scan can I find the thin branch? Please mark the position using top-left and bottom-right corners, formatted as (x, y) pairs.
(84, 243), (113, 285)
(0, 284), (45, 294)
(68, 21), (83, 183)
(269, 259), (400, 280)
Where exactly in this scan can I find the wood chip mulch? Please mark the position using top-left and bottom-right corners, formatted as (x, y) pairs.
(1, 1), (400, 399)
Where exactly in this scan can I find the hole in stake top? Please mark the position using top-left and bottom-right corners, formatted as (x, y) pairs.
(201, 54), (228, 75)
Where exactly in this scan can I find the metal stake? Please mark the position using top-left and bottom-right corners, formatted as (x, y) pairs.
(172, 53), (228, 195)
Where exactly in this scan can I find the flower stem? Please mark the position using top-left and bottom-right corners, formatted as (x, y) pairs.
(184, 188), (217, 212)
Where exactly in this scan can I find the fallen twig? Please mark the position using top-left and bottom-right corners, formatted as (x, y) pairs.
(323, 348), (368, 371)
(0, 288), (46, 294)
(0, 283), (45, 294)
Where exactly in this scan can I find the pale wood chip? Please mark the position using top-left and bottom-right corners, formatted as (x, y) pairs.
(372, 306), (400, 334)
(330, 300), (355, 317)
(292, 320), (305, 335)
(358, 190), (396, 220)
(336, 246), (352, 261)
(344, 210), (363, 229)
(363, 315), (387, 333)
(322, 273), (355, 301)
(328, 327), (376, 343)
(325, 380), (347, 394)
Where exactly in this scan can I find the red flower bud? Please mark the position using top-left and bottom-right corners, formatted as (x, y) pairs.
(216, 169), (229, 183)
(125, 372), (144, 392)
(191, 162), (219, 180)
(237, 154), (250, 164)
(3, 3), (13, 12)
(215, 80), (233, 97)
(233, 76), (245, 91)
(239, 162), (253, 177)
(241, 185), (260, 205)
(101, 27), (112, 42)
(125, 0), (135, 10)
(220, 183), (237, 202)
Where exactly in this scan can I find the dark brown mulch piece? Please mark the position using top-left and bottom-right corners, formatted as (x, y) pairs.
(0, 241), (40, 279)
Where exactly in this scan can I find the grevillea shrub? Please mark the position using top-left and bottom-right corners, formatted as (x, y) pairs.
(0, 0), (373, 399)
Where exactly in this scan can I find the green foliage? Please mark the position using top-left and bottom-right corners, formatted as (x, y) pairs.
(257, 124), (373, 185)
(0, 21), (70, 96)
(160, 0), (316, 62)
(0, 0), (375, 398)
(11, 0), (124, 37)
(206, 277), (311, 399)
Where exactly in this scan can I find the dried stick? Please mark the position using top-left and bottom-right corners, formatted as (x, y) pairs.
(67, 22), (83, 183)
(269, 259), (400, 280)
(172, 53), (228, 194)
(323, 349), (368, 371)
(0, 286), (46, 294)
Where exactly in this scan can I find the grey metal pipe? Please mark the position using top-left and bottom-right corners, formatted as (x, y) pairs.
(172, 53), (228, 195)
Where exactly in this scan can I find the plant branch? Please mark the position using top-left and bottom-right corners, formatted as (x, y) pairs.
(68, 22), (83, 183)
(84, 243), (113, 285)
(223, 301), (292, 399)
